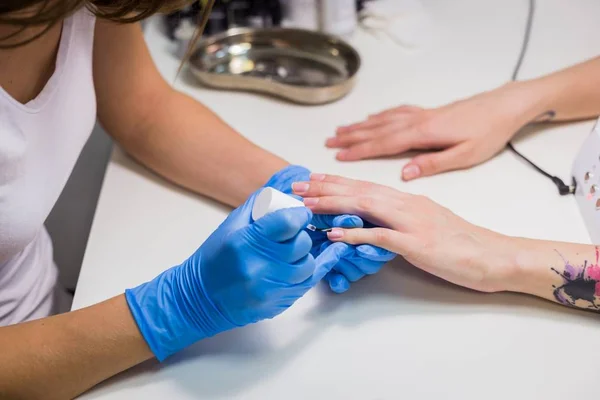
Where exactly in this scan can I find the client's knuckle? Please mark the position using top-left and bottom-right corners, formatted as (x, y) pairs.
(357, 196), (376, 213)
(374, 229), (391, 245)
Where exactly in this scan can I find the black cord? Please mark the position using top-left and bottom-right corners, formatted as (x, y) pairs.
(507, 143), (575, 195)
(506, 0), (576, 196)
(511, 0), (535, 81)
(507, 142), (551, 179)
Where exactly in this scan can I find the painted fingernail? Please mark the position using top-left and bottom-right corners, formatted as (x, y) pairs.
(403, 164), (421, 180)
(310, 173), (326, 181)
(303, 198), (319, 207)
(328, 228), (344, 240)
(292, 183), (309, 193)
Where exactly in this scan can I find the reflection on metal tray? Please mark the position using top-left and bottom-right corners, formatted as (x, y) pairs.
(188, 28), (361, 105)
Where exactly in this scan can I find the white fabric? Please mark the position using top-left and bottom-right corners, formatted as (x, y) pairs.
(0, 8), (97, 325)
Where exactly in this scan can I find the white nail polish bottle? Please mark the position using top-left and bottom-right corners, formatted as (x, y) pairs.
(252, 188), (306, 221)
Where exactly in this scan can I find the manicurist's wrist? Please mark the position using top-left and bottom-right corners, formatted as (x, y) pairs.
(124, 265), (231, 362)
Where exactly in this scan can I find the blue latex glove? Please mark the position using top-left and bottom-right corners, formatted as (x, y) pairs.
(265, 165), (397, 293)
(321, 240), (397, 293)
(125, 190), (347, 361)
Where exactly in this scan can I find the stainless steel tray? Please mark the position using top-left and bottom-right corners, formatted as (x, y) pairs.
(188, 28), (361, 105)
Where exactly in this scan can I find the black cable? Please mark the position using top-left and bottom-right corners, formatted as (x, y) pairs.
(511, 0), (535, 81)
(506, 0), (576, 196)
(507, 143), (575, 195)
(507, 142), (551, 179)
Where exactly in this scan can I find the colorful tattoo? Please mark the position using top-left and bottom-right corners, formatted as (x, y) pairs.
(551, 247), (600, 310)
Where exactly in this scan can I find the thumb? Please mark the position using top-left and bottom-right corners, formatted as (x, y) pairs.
(219, 189), (262, 233)
(310, 242), (350, 285)
(403, 144), (471, 180)
(252, 207), (312, 243)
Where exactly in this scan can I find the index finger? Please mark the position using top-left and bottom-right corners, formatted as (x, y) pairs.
(336, 117), (388, 135)
(296, 174), (406, 200)
(303, 195), (406, 230)
(373, 105), (422, 119)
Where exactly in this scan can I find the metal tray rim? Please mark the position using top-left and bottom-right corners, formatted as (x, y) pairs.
(187, 27), (362, 105)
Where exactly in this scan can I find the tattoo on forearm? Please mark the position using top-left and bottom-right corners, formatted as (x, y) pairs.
(551, 247), (600, 310)
(533, 110), (556, 123)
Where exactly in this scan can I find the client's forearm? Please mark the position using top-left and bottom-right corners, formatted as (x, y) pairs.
(507, 239), (600, 312)
(513, 56), (600, 123)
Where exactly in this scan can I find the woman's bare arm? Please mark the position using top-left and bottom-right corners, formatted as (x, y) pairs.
(0, 295), (153, 400)
(93, 20), (287, 207)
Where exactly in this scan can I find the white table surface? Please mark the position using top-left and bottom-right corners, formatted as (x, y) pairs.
(74, 1), (600, 399)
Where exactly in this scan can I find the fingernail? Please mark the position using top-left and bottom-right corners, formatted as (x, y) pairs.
(336, 150), (349, 160)
(310, 173), (326, 181)
(403, 164), (421, 180)
(292, 182), (309, 194)
(328, 228), (344, 240)
(325, 138), (337, 147)
(304, 198), (319, 207)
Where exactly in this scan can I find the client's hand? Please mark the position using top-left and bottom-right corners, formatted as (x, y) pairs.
(326, 83), (544, 180)
(267, 165), (396, 293)
(295, 174), (519, 293)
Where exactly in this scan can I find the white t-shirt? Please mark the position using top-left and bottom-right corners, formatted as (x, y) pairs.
(0, 8), (97, 325)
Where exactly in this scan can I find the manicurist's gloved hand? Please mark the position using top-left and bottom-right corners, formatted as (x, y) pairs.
(125, 190), (347, 362)
(319, 241), (397, 293)
(265, 165), (395, 294)
(292, 173), (397, 293)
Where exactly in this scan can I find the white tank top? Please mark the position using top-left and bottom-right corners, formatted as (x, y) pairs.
(0, 8), (97, 325)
